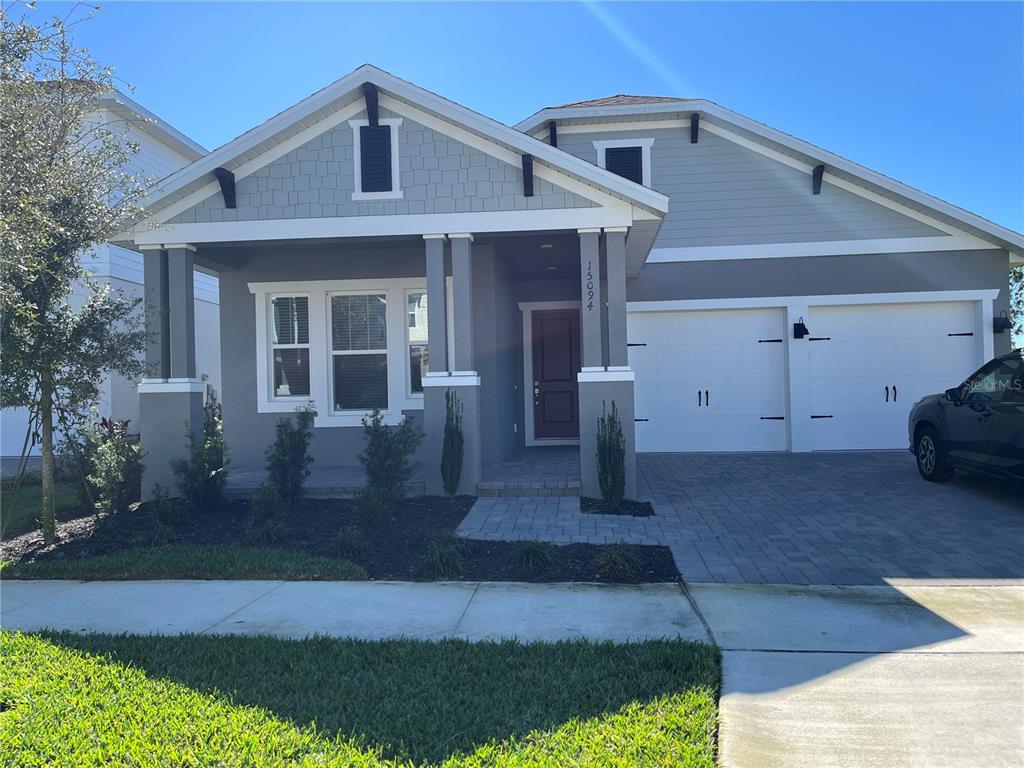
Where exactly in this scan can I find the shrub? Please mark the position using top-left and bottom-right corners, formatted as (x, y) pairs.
(512, 540), (560, 570)
(266, 404), (315, 508)
(65, 418), (144, 516)
(415, 534), (469, 579)
(440, 389), (464, 496)
(593, 543), (641, 581)
(334, 524), (363, 558)
(172, 392), (229, 513)
(246, 482), (283, 544)
(354, 408), (423, 520)
(596, 400), (626, 505)
(145, 484), (187, 543)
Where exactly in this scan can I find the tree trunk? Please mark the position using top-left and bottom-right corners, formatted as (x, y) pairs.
(39, 371), (56, 543)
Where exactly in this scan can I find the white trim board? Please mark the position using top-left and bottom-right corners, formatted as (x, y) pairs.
(627, 289), (1000, 313)
(648, 236), (997, 263)
(541, 119), (690, 136)
(134, 207), (633, 246)
(519, 300), (582, 447)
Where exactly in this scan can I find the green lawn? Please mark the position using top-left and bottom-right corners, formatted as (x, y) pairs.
(2, 544), (368, 581)
(0, 481), (79, 538)
(0, 631), (720, 767)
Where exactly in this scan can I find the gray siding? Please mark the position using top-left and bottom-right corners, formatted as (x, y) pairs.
(627, 249), (1013, 355)
(556, 127), (942, 248)
(173, 109), (594, 225)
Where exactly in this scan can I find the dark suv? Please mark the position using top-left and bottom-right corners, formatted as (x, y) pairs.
(908, 349), (1024, 482)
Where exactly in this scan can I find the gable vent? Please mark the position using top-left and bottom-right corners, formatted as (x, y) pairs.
(604, 146), (643, 185)
(360, 125), (392, 193)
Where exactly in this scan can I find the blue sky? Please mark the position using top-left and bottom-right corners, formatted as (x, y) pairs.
(36, 1), (1024, 231)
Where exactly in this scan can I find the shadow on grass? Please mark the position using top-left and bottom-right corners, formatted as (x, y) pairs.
(36, 631), (720, 766)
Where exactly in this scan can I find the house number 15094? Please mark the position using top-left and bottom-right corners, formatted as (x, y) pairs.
(585, 260), (594, 311)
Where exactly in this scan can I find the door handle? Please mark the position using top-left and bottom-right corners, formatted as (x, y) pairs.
(705, 389), (710, 407)
(892, 385), (897, 402)
(697, 390), (702, 407)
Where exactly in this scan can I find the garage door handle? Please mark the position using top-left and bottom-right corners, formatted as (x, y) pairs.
(947, 332), (974, 337)
(885, 385), (890, 402)
(893, 385), (897, 402)
(635, 418), (649, 422)
(760, 416), (785, 420)
(811, 414), (833, 419)
(627, 342), (646, 347)
(705, 389), (710, 407)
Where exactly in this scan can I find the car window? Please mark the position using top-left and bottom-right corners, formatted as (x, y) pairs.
(1003, 360), (1024, 404)
(964, 359), (1020, 402)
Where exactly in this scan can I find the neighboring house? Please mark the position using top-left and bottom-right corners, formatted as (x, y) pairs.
(0, 92), (220, 468)
(121, 65), (1023, 499)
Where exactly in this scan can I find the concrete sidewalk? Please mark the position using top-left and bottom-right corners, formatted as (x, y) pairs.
(2, 578), (1021, 767)
(0, 579), (708, 643)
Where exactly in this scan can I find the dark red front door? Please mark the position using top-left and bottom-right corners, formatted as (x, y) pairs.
(532, 309), (580, 439)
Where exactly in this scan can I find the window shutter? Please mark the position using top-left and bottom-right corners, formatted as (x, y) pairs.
(360, 125), (392, 192)
(604, 146), (644, 185)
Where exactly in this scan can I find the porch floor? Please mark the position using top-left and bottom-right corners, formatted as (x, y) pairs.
(478, 446), (581, 497)
(226, 465), (425, 499)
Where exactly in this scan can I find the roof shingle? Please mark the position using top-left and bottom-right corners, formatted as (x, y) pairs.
(550, 94), (688, 109)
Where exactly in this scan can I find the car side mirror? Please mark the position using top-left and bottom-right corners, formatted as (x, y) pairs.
(945, 387), (963, 403)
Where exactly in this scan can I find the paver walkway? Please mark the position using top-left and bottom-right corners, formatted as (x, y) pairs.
(3, 579), (1021, 767)
(459, 451), (1024, 585)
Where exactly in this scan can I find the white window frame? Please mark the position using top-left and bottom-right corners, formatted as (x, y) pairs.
(350, 118), (404, 201)
(328, 290), (390, 415)
(267, 292), (312, 403)
(250, 278), (427, 427)
(593, 138), (655, 187)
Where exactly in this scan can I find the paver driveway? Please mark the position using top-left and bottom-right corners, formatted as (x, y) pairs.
(459, 451), (1024, 585)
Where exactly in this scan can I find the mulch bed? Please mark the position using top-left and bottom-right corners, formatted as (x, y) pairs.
(1, 496), (678, 583)
(580, 497), (655, 517)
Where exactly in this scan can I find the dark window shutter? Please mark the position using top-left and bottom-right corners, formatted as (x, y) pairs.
(360, 125), (392, 192)
(604, 146), (644, 185)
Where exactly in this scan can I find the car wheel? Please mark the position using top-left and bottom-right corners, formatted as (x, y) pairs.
(916, 427), (953, 482)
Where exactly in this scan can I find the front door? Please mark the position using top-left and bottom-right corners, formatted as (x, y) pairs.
(532, 309), (580, 439)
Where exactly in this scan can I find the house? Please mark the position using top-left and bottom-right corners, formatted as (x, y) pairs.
(0, 92), (220, 470)
(122, 65), (1022, 499)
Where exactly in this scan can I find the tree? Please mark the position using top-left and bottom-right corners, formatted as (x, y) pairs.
(1, 4), (148, 542)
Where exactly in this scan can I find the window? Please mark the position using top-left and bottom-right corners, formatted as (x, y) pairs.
(350, 118), (403, 201)
(407, 291), (429, 394)
(270, 296), (310, 398)
(331, 294), (388, 411)
(593, 138), (654, 187)
(604, 147), (643, 185)
(963, 359), (1020, 402)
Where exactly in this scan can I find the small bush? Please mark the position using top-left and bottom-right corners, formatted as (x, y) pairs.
(415, 534), (469, 580)
(513, 540), (560, 570)
(172, 392), (229, 513)
(596, 400), (626, 505)
(334, 525), (363, 558)
(354, 408), (423, 520)
(63, 418), (143, 516)
(593, 544), (641, 581)
(266, 404), (315, 508)
(440, 389), (464, 496)
(145, 484), (187, 542)
(246, 482), (284, 544)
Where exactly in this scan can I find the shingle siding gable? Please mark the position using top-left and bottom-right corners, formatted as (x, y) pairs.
(169, 108), (595, 224)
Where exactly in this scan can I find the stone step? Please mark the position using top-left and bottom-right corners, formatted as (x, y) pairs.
(476, 481), (581, 497)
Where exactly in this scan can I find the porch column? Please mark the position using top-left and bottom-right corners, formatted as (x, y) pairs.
(578, 228), (604, 369)
(167, 244), (197, 379)
(604, 227), (628, 368)
(141, 245), (170, 379)
(450, 233), (474, 372)
(422, 232), (481, 496)
(138, 242), (204, 500)
(423, 234), (448, 373)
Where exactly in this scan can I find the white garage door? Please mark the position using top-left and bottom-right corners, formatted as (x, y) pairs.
(807, 302), (980, 450)
(629, 308), (788, 452)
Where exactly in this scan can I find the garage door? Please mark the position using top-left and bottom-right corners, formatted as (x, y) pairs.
(629, 308), (788, 452)
(807, 302), (980, 450)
